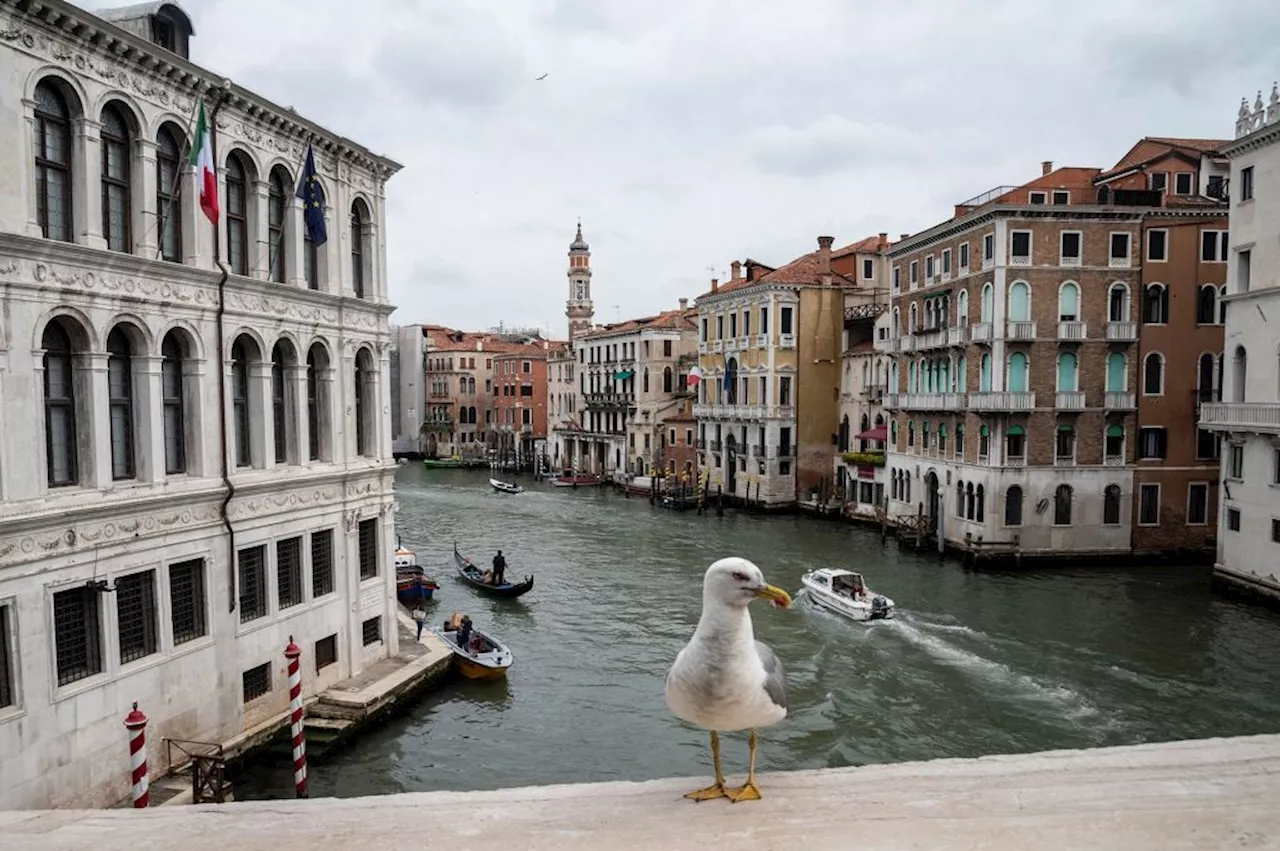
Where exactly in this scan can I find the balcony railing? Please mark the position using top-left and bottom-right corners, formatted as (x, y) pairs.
(1105, 391), (1136, 410)
(773, 444), (797, 459)
(1200, 402), (1280, 434)
(725, 338), (739, 352)
(756, 334), (769, 348)
(968, 391), (1036, 411)
(713, 340), (724, 353)
(1057, 321), (1087, 341)
(1055, 391), (1086, 410)
(1104, 454), (1126, 467)
(697, 341), (708, 354)
(970, 323), (994, 343)
(946, 328), (966, 347)
(779, 333), (796, 349)
(1006, 454), (1026, 467)
(1109, 256), (1132, 269)
(894, 393), (966, 411)
(1006, 321), (1037, 341)
(1010, 253), (1032, 267)
(915, 329), (947, 350)
(1106, 321), (1138, 341)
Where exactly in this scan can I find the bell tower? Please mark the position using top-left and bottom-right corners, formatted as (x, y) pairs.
(566, 221), (594, 342)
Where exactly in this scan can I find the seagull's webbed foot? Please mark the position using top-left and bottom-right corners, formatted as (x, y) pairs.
(725, 728), (764, 803)
(684, 730), (728, 802)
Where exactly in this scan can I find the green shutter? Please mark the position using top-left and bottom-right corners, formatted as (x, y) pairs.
(1007, 425), (1025, 436)
(1107, 424), (1124, 437)
(1057, 424), (1074, 433)
(980, 424), (989, 436)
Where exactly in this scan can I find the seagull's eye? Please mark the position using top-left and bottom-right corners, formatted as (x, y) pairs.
(731, 571), (748, 582)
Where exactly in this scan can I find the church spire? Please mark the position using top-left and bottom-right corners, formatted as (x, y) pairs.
(566, 221), (594, 342)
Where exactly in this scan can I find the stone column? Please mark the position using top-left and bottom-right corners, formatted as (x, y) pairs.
(288, 194), (306, 288)
(75, 117), (107, 250)
(319, 363), (337, 463)
(133, 354), (164, 484)
(287, 363), (307, 466)
(134, 138), (158, 259)
(83, 352), (112, 488)
(182, 359), (207, 477)
(250, 361), (273, 470)
(20, 98), (40, 238)
(252, 179), (269, 280)
(377, 344), (392, 459)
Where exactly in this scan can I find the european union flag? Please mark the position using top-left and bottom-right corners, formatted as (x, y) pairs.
(296, 144), (327, 245)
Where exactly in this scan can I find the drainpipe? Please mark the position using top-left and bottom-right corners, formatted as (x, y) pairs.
(207, 80), (235, 612)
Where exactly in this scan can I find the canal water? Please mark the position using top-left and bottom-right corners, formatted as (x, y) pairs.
(233, 465), (1280, 799)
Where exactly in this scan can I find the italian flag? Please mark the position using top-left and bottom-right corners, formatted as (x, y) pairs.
(189, 100), (218, 224)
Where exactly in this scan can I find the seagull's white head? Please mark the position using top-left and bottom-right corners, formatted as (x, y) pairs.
(704, 557), (792, 610)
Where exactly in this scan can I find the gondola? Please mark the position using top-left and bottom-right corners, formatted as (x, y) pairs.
(434, 612), (514, 680)
(452, 543), (534, 598)
(489, 477), (523, 495)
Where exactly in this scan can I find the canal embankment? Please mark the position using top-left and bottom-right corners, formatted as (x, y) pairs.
(20, 733), (1280, 851)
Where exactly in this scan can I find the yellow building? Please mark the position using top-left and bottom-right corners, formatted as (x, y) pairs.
(693, 237), (849, 507)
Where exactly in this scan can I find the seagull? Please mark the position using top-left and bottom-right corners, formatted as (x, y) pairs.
(535, 73), (549, 80)
(665, 557), (791, 802)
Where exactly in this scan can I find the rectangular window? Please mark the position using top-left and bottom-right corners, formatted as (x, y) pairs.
(1110, 233), (1130, 263)
(1174, 172), (1193, 195)
(1228, 444), (1244, 479)
(780, 307), (793, 335)
(759, 307), (768, 334)
(729, 313), (737, 337)
(891, 267), (900, 292)
(1201, 230), (1230, 262)
(716, 315), (724, 339)
(316, 634), (338, 673)
(358, 518), (378, 581)
(1028, 191), (1046, 204)
(663, 339), (673, 356)
(983, 234), (994, 261)
(54, 587), (103, 686)
(0, 605), (14, 709)
(1238, 249), (1252, 294)
(941, 249), (952, 274)
(522, 361), (531, 373)
(909, 260), (918, 285)
(1149, 172), (1168, 192)
(362, 616), (382, 646)
(779, 376), (792, 406)
(1138, 427), (1167, 460)
(1196, 428), (1220, 461)
(1010, 231), (1031, 261)
(700, 317), (708, 342)
(116, 570), (158, 665)
(520, 385), (533, 397)
(1052, 190), (1070, 205)
(1060, 231), (1081, 263)
(1240, 166), (1254, 201)
(862, 258), (874, 280)
(1274, 448), (1280, 484)
(1227, 507), (1241, 532)
(277, 537), (303, 609)
(1187, 483), (1209, 525)
(1147, 229), (1168, 262)
(243, 662), (270, 702)
(169, 558), (207, 646)
(238, 545), (268, 623)
(1273, 518), (1280, 544)
(959, 243), (970, 269)
(925, 255), (934, 280)
(1138, 484), (1160, 526)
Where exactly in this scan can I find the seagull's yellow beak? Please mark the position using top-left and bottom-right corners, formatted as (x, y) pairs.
(754, 584), (792, 609)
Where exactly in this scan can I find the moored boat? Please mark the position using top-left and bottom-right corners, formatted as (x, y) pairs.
(434, 612), (513, 680)
(489, 477), (523, 494)
(550, 473), (602, 487)
(393, 542), (439, 605)
(800, 568), (894, 622)
(452, 543), (534, 598)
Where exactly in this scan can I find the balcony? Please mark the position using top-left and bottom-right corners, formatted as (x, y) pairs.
(697, 341), (708, 354)
(779, 333), (796, 349)
(1109, 256), (1132, 269)
(773, 444), (798, 459)
(1106, 321), (1138, 342)
(1200, 402), (1280, 435)
(756, 334), (769, 348)
(725, 338), (739, 352)
(769, 405), (796, 420)
(968, 391), (1036, 411)
(915, 329), (948, 350)
(970, 323), (994, 343)
(1057, 321), (1087, 341)
(1104, 454), (1126, 466)
(894, 335), (915, 353)
(1006, 454), (1026, 467)
(1010, 253), (1032, 267)
(946, 328), (966, 347)
(1105, 391), (1136, 410)
(896, 393), (965, 411)
(864, 386), (886, 403)
(1055, 391), (1086, 410)
(713, 340), (724, 353)
(739, 337), (753, 350)
(1005, 321), (1038, 341)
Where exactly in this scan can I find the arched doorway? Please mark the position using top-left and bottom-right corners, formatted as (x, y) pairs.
(725, 433), (738, 494)
(924, 470), (940, 524)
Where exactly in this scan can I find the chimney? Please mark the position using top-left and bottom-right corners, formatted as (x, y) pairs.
(730, 260), (741, 282)
(817, 235), (834, 276)
(678, 297), (688, 310)
(878, 232), (888, 250)
(900, 233), (910, 241)
(1042, 160), (1053, 176)
(710, 278), (719, 293)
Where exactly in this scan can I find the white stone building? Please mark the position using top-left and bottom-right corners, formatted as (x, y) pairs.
(391, 324), (425, 456)
(838, 308), (891, 518)
(0, 0), (401, 809)
(547, 344), (578, 470)
(1201, 85), (1280, 602)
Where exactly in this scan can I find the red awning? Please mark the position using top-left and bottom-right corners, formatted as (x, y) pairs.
(855, 424), (888, 441)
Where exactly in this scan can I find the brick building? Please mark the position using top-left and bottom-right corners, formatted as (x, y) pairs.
(491, 342), (561, 468)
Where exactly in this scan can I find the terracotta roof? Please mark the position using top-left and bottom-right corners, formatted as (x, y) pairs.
(580, 308), (696, 339)
(832, 235), (885, 258)
(844, 340), (875, 353)
(1145, 137), (1231, 154)
(1100, 137), (1230, 179)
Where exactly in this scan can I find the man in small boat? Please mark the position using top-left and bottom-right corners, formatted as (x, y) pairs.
(456, 616), (473, 649)
(491, 550), (507, 586)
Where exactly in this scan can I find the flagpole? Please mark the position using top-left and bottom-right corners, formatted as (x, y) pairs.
(152, 96), (203, 261)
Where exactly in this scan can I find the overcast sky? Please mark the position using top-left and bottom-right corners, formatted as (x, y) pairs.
(81, 0), (1280, 337)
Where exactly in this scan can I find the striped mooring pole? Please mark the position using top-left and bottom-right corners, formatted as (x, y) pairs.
(285, 636), (308, 798)
(123, 702), (149, 808)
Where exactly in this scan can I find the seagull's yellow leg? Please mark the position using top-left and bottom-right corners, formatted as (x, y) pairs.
(683, 730), (729, 801)
(726, 729), (762, 802)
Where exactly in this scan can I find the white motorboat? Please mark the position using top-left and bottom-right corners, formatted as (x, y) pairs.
(800, 568), (894, 622)
(489, 477), (523, 494)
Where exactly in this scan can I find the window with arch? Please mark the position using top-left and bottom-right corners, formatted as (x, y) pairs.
(1232, 345), (1247, 403)
(355, 347), (376, 457)
(724, 358), (738, 403)
(272, 340), (299, 464)
(161, 330), (191, 474)
(955, 479), (964, 516)
(1219, 286), (1228, 325)
(975, 484), (985, 523)
(1143, 284), (1169, 324)
(100, 104), (132, 253)
(226, 154), (251, 276)
(1006, 424), (1026, 461)
(34, 80), (74, 242)
(230, 337), (256, 466)
(892, 306), (901, 336)
(980, 283), (993, 323)
(1007, 281), (1030, 322)
(956, 290), (969, 326)
(1057, 352), (1079, 392)
(663, 366), (673, 394)
(642, 368), (650, 393)
(1108, 283), (1130, 322)
(955, 355), (967, 392)
(1103, 484), (1122, 525)
(106, 326), (138, 480)
(979, 353), (991, 391)
(909, 302), (918, 333)
(1054, 484), (1073, 526)
(1197, 352), (1216, 402)
(1106, 352), (1126, 392)
(43, 318), (81, 486)
(1058, 281), (1080, 322)
(306, 343), (331, 461)
(965, 482), (975, 520)
(1004, 485), (1023, 526)
(1008, 352), (1029, 393)
(908, 362), (917, 393)
(1196, 285), (1218, 325)
(351, 200), (369, 299)
(907, 421), (915, 447)
(267, 168), (289, 283)
(1143, 352), (1164, 395)
(156, 124), (184, 262)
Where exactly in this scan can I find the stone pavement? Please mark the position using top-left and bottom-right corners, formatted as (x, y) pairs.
(3, 733), (1277, 850)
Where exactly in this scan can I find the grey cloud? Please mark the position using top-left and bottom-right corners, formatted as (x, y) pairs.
(747, 116), (928, 178)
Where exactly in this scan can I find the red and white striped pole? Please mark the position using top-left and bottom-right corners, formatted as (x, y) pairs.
(285, 636), (308, 798)
(123, 702), (149, 809)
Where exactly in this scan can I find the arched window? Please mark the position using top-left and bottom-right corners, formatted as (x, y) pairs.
(231, 338), (254, 466)
(156, 124), (184, 262)
(890, 420), (898, 447)
(663, 367), (673, 394)
(955, 480), (965, 516)
(1232, 345), (1247, 403)
(106, 326), (137, 480)
(1143, 284), (1168, 324)
(965, 482), (975, 520)
(975, 484), (985, 523)
(351, 200), (369, 299)
(908, 362), (917, 393)
(907, 421), (915, 447)
(161, 331), (189, 474)
(1058, 281), (1080, 322)
(1108, 283), (1130, 322)
(34, 80), (74, 242)
(355, 347), (376, 457)
(1197, 352), (1216, 402)
(839, 415), (850, 452)
(43, 318), (81, 485)
(957, 290), (969, 326)
(1054, 483), (1073, 526)
(1008, 281), (1030, 322)
(100, 104), (133, 253)
(306, 343), (331, 462)
(892, 306), (901, 336)
(1008, 352), (1029, 393)
(1004, 485), (1023, 526)
(1106, 352), (1126, 392)
(267, 168), (289, 283)
(1103, 484), (1122, 525)
(272, 341), (298, 464)
(981, 283), (993, 323)
(303, 180), (325, 290)
(956, 355), (967, 392)
(724, 358), (738, 404)
(909, 302), (918, 332)
(1197, 285), (1217, 325)
(642, 368), (650, 393)
(979, 353), (991, 392)
(226, 153), (250, 276)
(1057, 352), (1078, 392)
(1143, 352), (1164, 395)
(1219, 286), (1228, 325)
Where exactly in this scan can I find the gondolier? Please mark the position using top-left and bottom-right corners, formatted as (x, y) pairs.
(492, 551), (507, 586)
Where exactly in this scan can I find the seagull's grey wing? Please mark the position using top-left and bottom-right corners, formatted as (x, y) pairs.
(755, 640), (787, 711)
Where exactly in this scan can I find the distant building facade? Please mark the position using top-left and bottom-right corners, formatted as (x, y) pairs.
(491, 343), (561, 468)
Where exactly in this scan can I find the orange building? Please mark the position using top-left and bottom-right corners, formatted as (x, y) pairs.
(491, 342), (564, 469)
